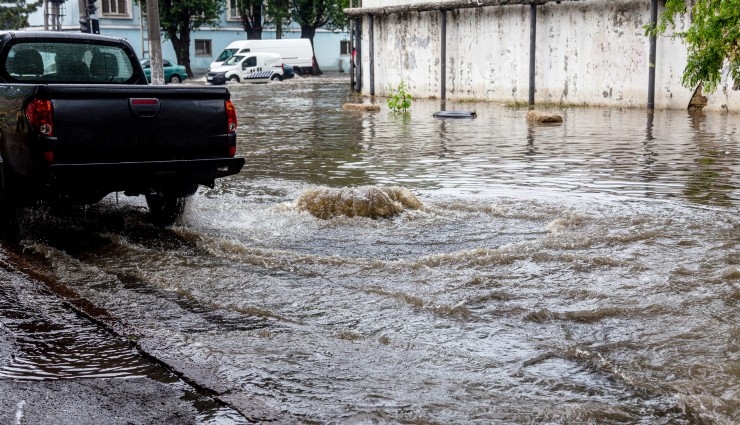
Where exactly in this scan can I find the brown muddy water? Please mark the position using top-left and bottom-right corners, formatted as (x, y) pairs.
(2, 74), (739, 424)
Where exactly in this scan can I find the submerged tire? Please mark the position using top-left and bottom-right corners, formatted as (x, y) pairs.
(145, 194), (187, 226)
(228, 75), (240, 83)
(433, 110), (477, 119)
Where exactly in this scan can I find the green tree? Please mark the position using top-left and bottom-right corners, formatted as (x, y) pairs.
(291, 0), (348, 74)
(156, 0), (223, 78)
(265, 0), (291, 39)
(0, 0), (42, 30)
(654, 0), (740, 92)
(236, 0), (264, 39)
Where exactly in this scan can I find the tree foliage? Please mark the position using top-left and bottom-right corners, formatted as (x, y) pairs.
(265, 0), (291, 39)
(654, 0), (740, 92)
(290, 0), (348, 73)
(0, 0), (42, 30)
(237, 0), (264, 39)
(291, 0), (348, 39)
(155, 0), (223, 77)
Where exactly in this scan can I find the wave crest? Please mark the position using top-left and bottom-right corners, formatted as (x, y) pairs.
(296, 186), (423, 219)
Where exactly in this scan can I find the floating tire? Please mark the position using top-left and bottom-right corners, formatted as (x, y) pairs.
(433, 110), (477, 119)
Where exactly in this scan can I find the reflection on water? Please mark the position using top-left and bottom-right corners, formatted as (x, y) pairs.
(232, 78), (738, 204)
(0, 277), (159, 381)
(3, 75), (739, 424)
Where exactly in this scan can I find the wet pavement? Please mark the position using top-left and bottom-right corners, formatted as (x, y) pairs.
(0, 74), (738, 424)
(0, 248), (256, 424)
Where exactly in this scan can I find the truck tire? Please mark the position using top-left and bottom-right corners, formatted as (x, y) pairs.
(0, 202), (20, 241)
(228, 75), (240, 83)
(146, 194), (187, 226)
(270, 74), (283, 81)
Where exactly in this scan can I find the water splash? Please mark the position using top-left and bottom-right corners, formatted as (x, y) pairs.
(295, 186), (423, 219)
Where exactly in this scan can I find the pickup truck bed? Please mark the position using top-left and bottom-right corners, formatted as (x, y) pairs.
(0, 31), (244, 224)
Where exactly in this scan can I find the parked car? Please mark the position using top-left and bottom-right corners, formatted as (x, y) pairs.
(207, 53), (285, 85)
(140, 58), (188, 84)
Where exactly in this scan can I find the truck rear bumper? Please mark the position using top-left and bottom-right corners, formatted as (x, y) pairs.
(48, 157), (245, 195)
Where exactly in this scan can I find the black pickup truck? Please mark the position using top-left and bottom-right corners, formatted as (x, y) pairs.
(0, 31), (244, 224)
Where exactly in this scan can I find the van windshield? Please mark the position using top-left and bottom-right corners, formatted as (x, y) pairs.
(216, 48), (238, 62)
(224, 55), (244, 66)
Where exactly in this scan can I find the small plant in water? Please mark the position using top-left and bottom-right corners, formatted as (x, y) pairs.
(387, 80), (412, 113)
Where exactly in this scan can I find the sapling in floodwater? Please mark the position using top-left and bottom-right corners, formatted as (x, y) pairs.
(387, 80), (412, 113)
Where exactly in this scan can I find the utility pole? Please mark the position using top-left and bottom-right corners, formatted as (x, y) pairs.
(647, 0), (658, 110)
(145, 0), (165, 85)
(528, 3), (537, 108)
(349, 0), (354, 90)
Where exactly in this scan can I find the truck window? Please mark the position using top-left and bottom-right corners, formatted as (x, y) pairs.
(245, 56), (257, 67)
(4, 41), (135, 84)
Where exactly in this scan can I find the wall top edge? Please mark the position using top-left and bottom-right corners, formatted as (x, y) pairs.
(345, 0), (584, 17)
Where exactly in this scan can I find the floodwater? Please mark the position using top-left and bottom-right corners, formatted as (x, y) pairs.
(2, 75), (739, 424)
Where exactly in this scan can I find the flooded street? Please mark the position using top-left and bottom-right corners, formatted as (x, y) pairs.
(2, 75), (739, 424)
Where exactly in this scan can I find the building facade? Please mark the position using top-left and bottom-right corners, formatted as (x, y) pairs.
(351, 0), (738, 111)
(27, 0), (351, 73)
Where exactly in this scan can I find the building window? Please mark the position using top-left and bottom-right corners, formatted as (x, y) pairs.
(227, 0), (240, 21)
(101, 0), (130, 18)
(195, 40), (212, 57)
(340, 40), (351, 55)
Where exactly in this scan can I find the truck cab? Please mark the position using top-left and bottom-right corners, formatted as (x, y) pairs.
(207, 53), (284, 84)
(0, 31), (244, 225)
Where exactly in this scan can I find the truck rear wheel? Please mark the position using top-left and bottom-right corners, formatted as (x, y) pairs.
(271, 74), (283, 81)
(146, 194), (187, 226)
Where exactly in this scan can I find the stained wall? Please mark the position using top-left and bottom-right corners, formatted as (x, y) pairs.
(357, 0), (739, 111)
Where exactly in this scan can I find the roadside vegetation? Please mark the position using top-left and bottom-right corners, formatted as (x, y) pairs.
(387, 80), (412, 114)
(652, 0), (740, 92)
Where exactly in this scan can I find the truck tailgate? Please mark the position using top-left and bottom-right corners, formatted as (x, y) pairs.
(45, 85), (235, 164)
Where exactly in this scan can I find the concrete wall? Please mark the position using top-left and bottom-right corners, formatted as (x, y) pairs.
(358, 0), (739, 111)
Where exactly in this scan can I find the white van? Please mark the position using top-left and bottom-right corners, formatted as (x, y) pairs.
(207, 52), (284, 84)
(210, 38), (313, 74)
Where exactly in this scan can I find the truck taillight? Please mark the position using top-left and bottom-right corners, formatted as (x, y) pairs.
(25, 99), (54, 136)
(225, 100), (237, 133)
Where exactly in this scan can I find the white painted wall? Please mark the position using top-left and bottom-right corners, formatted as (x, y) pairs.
(357, 0), (739, 111)
(364, 0), (423, 6)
